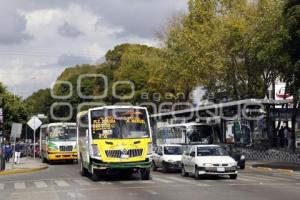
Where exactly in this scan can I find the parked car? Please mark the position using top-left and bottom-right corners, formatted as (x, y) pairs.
(152, 144), (183, 172)
(181, 145), (238, 180)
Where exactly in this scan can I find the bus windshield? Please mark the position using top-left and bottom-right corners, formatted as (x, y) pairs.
(49, 126), (77, 141)
(187, 125), (214, 144)
(91, 108), (150, 139)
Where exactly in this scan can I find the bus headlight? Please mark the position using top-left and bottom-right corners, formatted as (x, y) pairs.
(48, 145), (58, 152)
(147, 143), (153, 155)
(92, 144), (100, 157)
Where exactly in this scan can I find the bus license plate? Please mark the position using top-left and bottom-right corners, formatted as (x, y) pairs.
(121, 155), (129, 159)
(217, 167), (225, 172)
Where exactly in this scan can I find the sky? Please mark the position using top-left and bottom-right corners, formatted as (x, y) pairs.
(0, 0), (187, 98)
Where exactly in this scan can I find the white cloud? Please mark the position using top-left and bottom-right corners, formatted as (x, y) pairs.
(0, 1), (187, 97)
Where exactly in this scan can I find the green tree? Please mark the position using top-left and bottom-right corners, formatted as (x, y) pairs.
(280, 0), (300, 152)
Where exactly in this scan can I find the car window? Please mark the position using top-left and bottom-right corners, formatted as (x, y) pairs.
(197, 146), (228, 156)
(163, 146), (183, 155)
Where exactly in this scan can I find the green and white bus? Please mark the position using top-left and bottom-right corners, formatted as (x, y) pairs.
(40, 123), (78, 163)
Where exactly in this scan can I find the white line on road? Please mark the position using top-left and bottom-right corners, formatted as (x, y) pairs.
(55, 180), (70, 187)
(14, 182), (26, 189)
(0, 184), (4, 190)
(34, 181), (48, 188)
(237, 177), (258, 182)
(146, 190), (158, 195)
(152, 177), (174, 183)
(164, 177), (191, 183)
(73, 179), (91, 186)
(118, 181), (155, 184)
(98, 182), (113, 185)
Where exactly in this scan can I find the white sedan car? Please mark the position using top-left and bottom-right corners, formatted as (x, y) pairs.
(152, 144), (183, 172)
(181, 145), (238, 180)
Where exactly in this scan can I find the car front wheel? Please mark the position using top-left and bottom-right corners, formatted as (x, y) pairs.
(194, 166), (201, 180)
(181, 164), (188, 177)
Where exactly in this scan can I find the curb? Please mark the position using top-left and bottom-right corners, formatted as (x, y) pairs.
(0, 165), (48, 176)
(249, 165), (294, 174)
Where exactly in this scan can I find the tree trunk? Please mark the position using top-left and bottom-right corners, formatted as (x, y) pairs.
(291, 101), (299, 153)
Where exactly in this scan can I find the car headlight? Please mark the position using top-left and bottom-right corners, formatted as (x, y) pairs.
(204, 163), (213, 167)
(240, 155), (245, 160)
(92, 144), (100, 157)
(147, 143), (153, 155)
(229, 162), (237, 167)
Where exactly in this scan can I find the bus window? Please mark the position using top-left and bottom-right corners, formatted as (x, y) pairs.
(91, 108), (150, 139)
(187, 125), (214, 144)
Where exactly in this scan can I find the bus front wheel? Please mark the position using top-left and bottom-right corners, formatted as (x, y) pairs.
(141, 168), (150, 180)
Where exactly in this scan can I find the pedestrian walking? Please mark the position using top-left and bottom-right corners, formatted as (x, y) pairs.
(14, 141), (21, 164)
(279, 126), (284, 148)
(283, 126), (289, 149)
(4, 143), (11, 163)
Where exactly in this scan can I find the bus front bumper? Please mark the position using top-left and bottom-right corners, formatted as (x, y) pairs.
(48, 152), (78, 160)
(92, 160), (151, 170)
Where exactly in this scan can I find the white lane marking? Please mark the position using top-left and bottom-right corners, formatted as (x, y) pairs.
(98, 182), (113, 185)
(165, 177), (191, 183)
(0, 184), (4, 190)
(67, 192), (76, 198)
(195, 183), (210, 187)
(118, 180), (155, 184)
(266, 176), (296, 182)
(152, 177), (174, 183)
(14, 182), (26, 189)
(237, 177), (257, 182)
(73, 179), (91, 186)
(241, 175), (275, 182)
(54, 180), (70, 187)
(34, 181), (48, 188)
(146, 190), (158, 195)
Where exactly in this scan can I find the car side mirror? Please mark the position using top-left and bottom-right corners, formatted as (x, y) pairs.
(158, 152), (163, 156)
(190, 152), (195, 157)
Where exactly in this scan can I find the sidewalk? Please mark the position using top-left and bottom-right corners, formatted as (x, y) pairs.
(0, 156), (48, 175)
(248, 161), (300, 172)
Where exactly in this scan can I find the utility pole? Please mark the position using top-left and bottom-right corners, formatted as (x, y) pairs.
(0, 99), (5, 170)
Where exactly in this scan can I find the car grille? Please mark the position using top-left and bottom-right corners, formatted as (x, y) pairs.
(59, 145), (73, 152)
(213, 164), (229, 167)
(105, 149), (143, 158)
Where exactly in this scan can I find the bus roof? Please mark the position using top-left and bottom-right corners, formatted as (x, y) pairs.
(89, 105), (148, 112)
(157, 122), (210, 128)
(40, 122), (76, 128)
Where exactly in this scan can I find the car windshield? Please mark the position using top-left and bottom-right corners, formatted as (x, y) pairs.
(187, 125), (214, 144)
(91, 108), (150, 139)
(49, 126), (77, 141)
(163, 146), (183, 155)
(197, 146), (228, 156)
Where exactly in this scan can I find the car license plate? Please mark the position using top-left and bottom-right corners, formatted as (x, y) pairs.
(217, 167), (225, 172)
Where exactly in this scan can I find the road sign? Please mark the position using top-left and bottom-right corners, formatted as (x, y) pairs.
(27, 116), (42, 160)
(10, 123), (22, 139)
(27, 116), (42, 131)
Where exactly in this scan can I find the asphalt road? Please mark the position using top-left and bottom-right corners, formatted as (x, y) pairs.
(1, 162), (300, 200)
